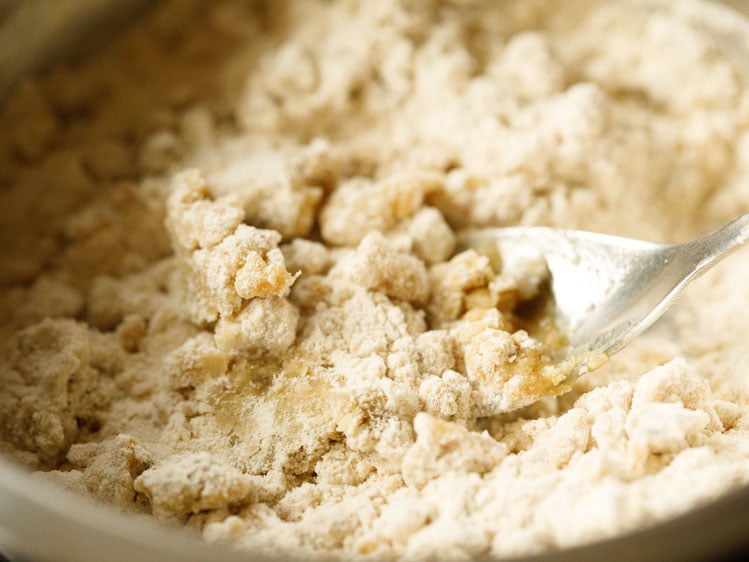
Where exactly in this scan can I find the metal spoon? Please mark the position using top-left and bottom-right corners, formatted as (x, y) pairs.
(461, 212), (749, 387)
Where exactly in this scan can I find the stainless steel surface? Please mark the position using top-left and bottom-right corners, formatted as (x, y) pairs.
(462, 213), (749, 377)
(0, 0), (152, 99)
(3, 449), (749, 562)
(0, 457), (266, 562)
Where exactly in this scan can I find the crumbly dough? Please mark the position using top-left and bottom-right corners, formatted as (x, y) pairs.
(2, 0), (749, 559)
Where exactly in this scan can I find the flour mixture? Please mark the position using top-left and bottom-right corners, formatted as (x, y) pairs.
(2, 0), (749, 559)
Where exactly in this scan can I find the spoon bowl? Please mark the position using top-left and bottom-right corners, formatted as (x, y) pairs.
(461, 212), (749, 383)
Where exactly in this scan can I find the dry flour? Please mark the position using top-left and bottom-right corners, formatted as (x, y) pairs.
(2, 0), (749, 559)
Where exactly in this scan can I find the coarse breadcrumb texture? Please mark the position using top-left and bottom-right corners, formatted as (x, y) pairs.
(2, 0), (749, 560)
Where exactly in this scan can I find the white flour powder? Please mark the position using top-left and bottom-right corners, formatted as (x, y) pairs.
(2, 0), (749, 559)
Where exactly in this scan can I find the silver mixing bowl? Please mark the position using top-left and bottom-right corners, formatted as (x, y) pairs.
(2, 1), (749, 561)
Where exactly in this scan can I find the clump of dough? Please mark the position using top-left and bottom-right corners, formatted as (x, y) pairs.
(1, 319), (121, 467)
(214, 296), (299, 354)
(319, 172), (440, 246)
(65, 435), (153, 510)
(166, 170), (299, 354)
(134, 452), (258, 520)
(402, 413), (507, 489)
(625, 359), (722, 458)
(333, 231), (429, 304)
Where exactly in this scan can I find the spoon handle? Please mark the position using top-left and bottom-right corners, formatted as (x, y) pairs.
(580, 212), (749, 356)
(690, 212), (749, 272)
